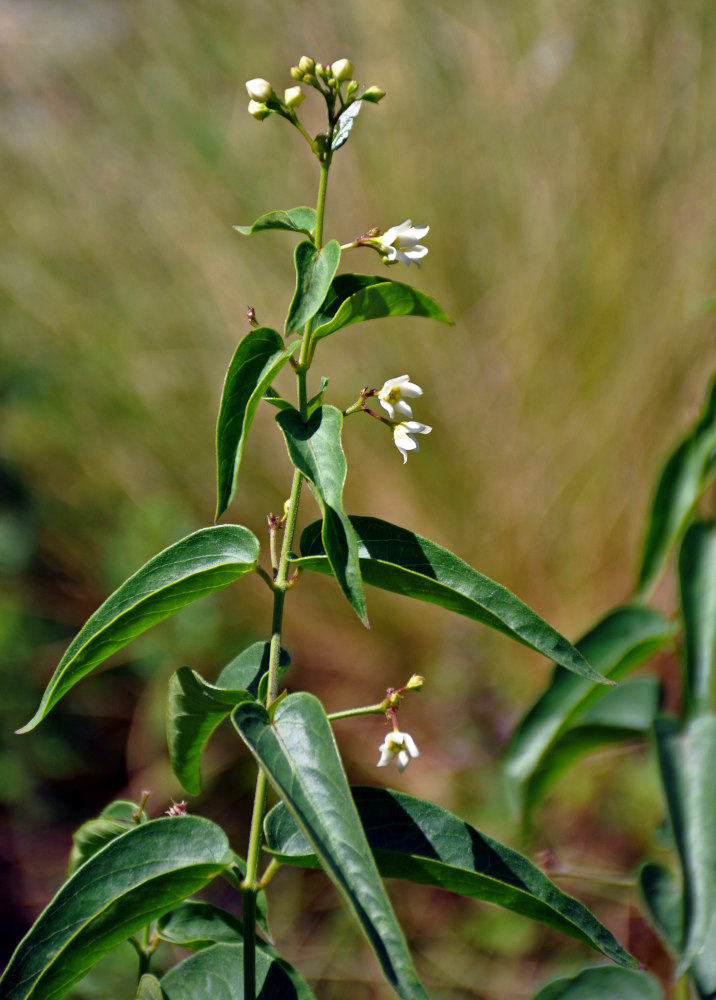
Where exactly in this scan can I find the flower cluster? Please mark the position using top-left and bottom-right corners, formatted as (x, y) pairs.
(378, 375), (432, 462)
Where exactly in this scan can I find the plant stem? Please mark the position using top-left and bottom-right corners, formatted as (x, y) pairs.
(241, 147), (333, 1000)
(328, 703), (387, 721)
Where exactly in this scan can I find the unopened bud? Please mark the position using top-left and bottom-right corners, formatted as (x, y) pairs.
(299, 56), (315, 74)
(290, 66), (303, 81)
(245, 77), (272, 103)
(331, 58), (354, 82)
(360, 86), (386, 104)
(346, 80), (359, 97)
(315, 63), (327, 78)
(327, 77), (338, 89)
(406, 674), (424, 691)
(284, 85), (305, 108)
(248, 100), (271, 121)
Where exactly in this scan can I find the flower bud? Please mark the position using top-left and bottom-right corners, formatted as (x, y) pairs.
(361, 86), (386, 104)
(299, 56), (315, 74)
(315, 63), (327, 78)
(327, 77), (338, 89)
(284, 85), (305, 108)
(331, 58), (354, 82)
(406, 674), (424, 691)
(245, 78), (272, 103)
(248, 100), (271, 121)
(290, 66), (303, 81)
(346, 80), (359, 97)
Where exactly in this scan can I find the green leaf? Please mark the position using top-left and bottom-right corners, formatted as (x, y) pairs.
(297, 515), (606, 679)
(215, 327), (294, 519)
(654, 715), (716, 975)
(136, 975), (164, 1000)
(0, 817), (232, 1000)
(232, 694), (430, 1000)
(517, 676), (661, 814)
(264, 786), (636, 969)
(638, 377), (716, 595)
(68, 799), (148, 875)
(679, 522), (716, 717)
(166, 668), (253, 796)
(160, 942), (316, 1000)
(18, 525), (260, 733)
(262, 387), (294, 411)
(233, 207), (316, 239)
(157, 901), (243, 950)
(311, 273), (451, 342)
(278, 408), (367, 624)
(332, 100), (362, 150)
(530, 966), (663, 1000)
(217, 640), (291, 698)
(307, 376), (329, 415)
(504, 606), (673, 816)
(285, 240), (341, 335)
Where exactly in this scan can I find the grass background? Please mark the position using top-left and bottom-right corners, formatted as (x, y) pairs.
(2, 0), (716, 996)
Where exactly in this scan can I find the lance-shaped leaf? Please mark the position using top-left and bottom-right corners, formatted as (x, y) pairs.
(285, 240), (341, 335)
(311, 273), (451, 342)
(654, 715), (716, 976)
(530, 967), (663, 1000)
(0, 817), (232, 1000)
(264, 785), (636, 969)
(160, 941), (316, 1000)
(679, 522), (716, 717)
(332, 100), (362, 150)
(278, 408), (367, 624)
(520, 676), (660, 814)
(504, 606), (673, 815)
(18, 525), (260, 733)
(233, 206), (316, 239)
(638, 377), (716, 595)
(232, 694), (430, 1000)
(296, 516), (604, 680)
(68, 799), (148, 875)
(640, 862), (716, 998)
(167, 668), (253, 795)
(215, 327), (295, 519)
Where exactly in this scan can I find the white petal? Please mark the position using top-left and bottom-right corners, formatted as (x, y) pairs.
(398, 381), (423, 399)
(396, 750), (411, 772)
(393, 399), (414, 420)
(404, 245), (429, 260)
(402, 733), (420, 758)
(402, 421), (431, 435)
(378, 398), (397, 420)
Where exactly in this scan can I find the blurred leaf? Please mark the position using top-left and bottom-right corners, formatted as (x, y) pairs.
(160, 942), (316, 1000)
(0, 817), (232, 1000)
(68, 799), (148, 875)
(312, 274), (451, 341)
(18, 525), (260, 734)
(157, 901), (243, 950)
(638, 377), (716, 595)
(297, 516), (606, 680)
(654, 715), (716, 975)
(217, 641), (291, 698)
(136, 975), (164, 1000)
(232, 694), (430, 1000)
(530, 966), (663, 999)
(679, 521), (716, 717)
(285, 240), (341, 335)
(233, 207), (316, 238)
(278, 408), (367, 624)
(215, 327), (294, 519)
(519, 675), (661, 813)
(332, 101), (362, 150)
(265, 786), (637, 968)
(504, 606), (673, 815)
(167, 668), (253, 796)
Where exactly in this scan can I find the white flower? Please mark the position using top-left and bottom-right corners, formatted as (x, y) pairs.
(331, 59), (354, 82)
(246, 78), (272, 103)
(378, 375), (423, 421)
(393, 421), (431, 463)
(377, 731), (420, 772)
(379, 220), (429, 266)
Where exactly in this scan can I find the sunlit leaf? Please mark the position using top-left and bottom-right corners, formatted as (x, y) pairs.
(265, 786), (636, 968)
(278, 408), (367, 624)
(232, 694), (430, 1000)
(215, 327), (294, 519)
(18, 526), (260, 733)
(285, 240), (341, 334)
(530, 966), (662, 999)
(0, 817), (232, 1000)
(679, 521), (716, 717)
(233, 207), (316, 238)
(332, 101), (361, 150)
(296, 516), (606, 679)
(160, 941), (316, 1000)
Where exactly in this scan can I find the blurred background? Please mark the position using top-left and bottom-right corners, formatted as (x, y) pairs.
(2, 0), (716, 996)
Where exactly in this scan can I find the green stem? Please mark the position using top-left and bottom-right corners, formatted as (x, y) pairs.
(241, 886), (257, 997)
(328, 702), (387, 721)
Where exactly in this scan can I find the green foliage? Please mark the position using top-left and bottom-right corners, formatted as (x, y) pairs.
(0, 817), (232, 1000)
(679, 522), (716, 716)
(265, 786), (637, 967)
(136, 975), (164, 1000)
(157, 901), (244, 949)
(530, 967), (663, 1000)
(159, 942), (316, 1000)
(285, 240), (341, 335)
(68, 799), (148, 875)
(278, 407), (367, 624)
(18, 525), (260, 733)
(297, 515), (605, 680)
(232, 693), (430, 1000)
(233, 207), (317, 239)
(331, 101), (362, 151)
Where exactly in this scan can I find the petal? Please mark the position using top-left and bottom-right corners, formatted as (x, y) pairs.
(378, 399), (397, 420)
(410, 224), (429, 239)
(402, 733), (420, 758)
(405, 245), (429, 260)
(399, 381), (423, 398)
(402, 421), (431, 435)
(393, 400), (414, 420)
(396, 750), (411, 772)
